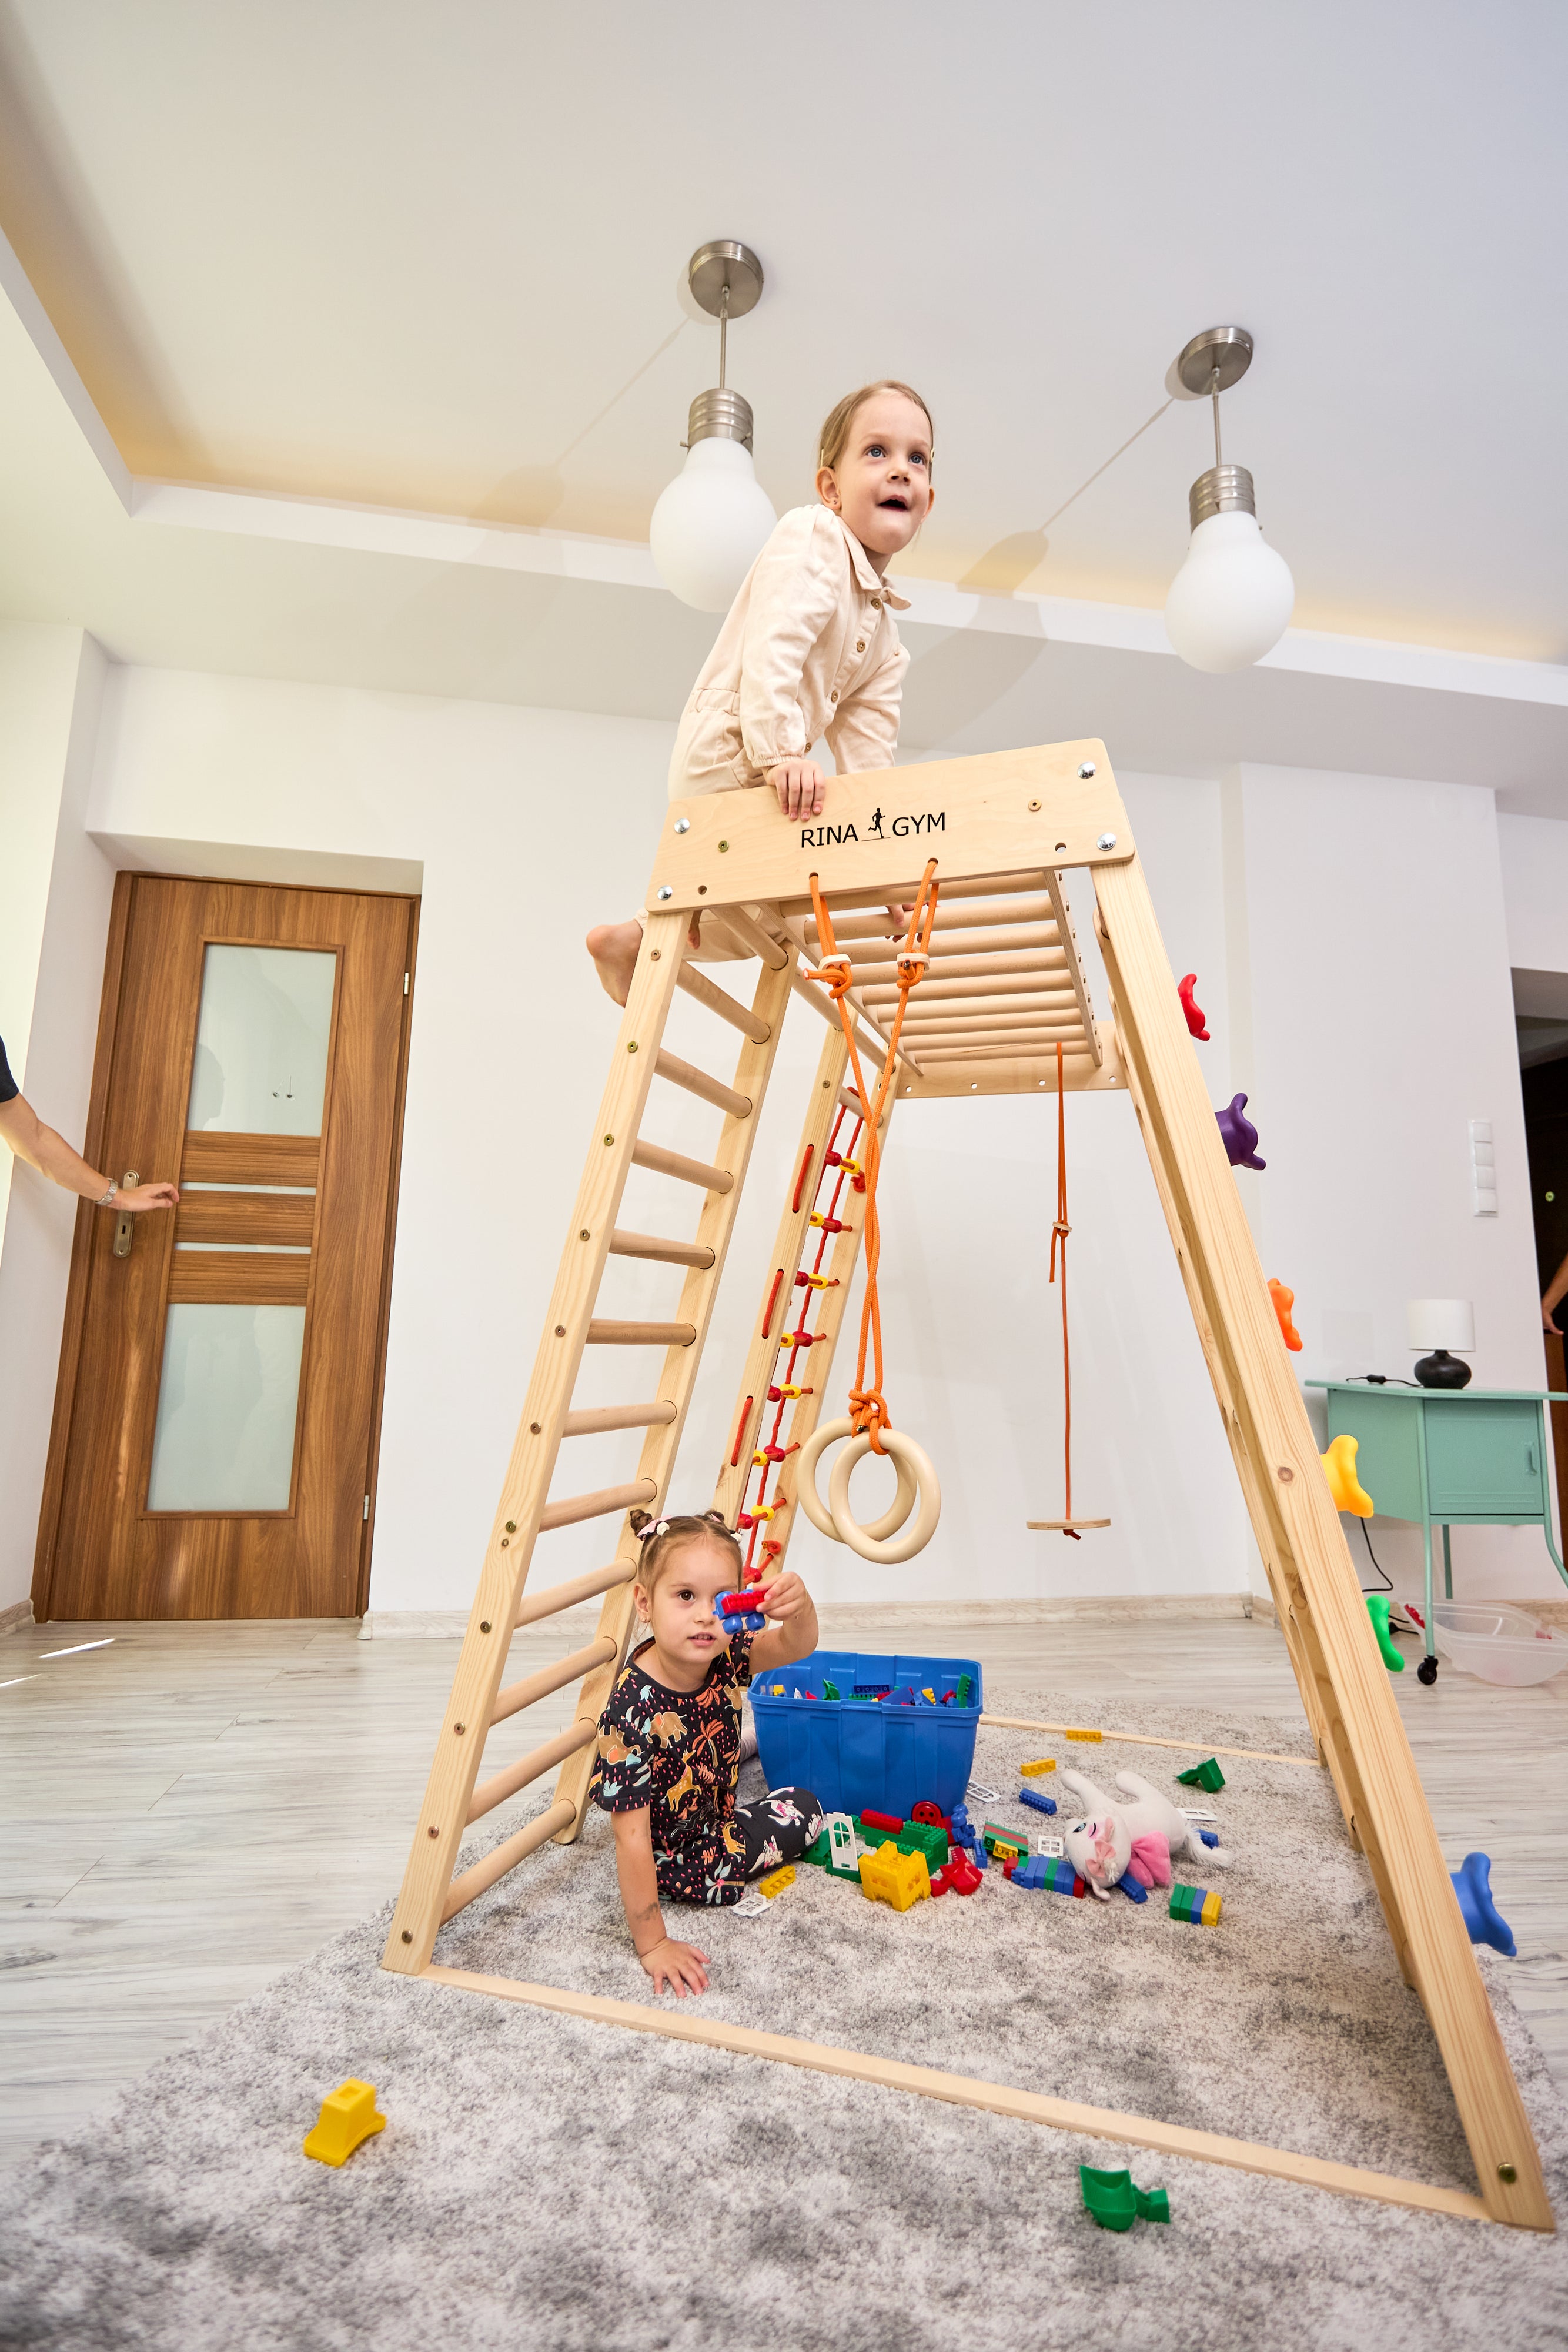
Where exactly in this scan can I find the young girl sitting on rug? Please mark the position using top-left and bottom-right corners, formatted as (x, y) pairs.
(590, 1509), (823, 1999)
(586, 379), (935, 1004)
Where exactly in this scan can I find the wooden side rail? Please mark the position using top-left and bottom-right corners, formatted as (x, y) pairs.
(491, 1637), (618, 1728)
(515, 1562), (634, 1628)
(608, 1229), (715, 1269)
(631, 1139), (734, 1194)
(586, 1318), (697, 1347)
(442, 1800), (577, 1923)
(560, 1401), (677, 1439)
(654, 1051), (751, 1120)
(675, 964), (771, 1041)
(538, 1478), (657, 1533)
(704, 904), (790, 968)
(467, 1718), (598, 1824)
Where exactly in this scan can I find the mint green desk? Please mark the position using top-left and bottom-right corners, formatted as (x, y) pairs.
(1306, 1381), (1568, 1683)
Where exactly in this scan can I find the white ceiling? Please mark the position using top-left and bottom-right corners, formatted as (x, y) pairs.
(0, 0), (1565, 657)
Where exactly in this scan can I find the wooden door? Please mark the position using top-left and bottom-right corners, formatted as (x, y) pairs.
(34, 875), (416, 1621)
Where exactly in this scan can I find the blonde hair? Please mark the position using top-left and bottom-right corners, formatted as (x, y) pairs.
(628, 1509), (742, 1608)
(817, 380), (935, 476)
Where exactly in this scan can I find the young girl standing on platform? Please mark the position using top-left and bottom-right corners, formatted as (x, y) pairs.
(587, 380), (935, 1003)
(590, 1511), (822, 1999)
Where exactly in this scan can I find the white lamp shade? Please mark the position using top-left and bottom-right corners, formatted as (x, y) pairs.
(1163, 510), (1296, 673)
(649, 437), (777, 613)
(1407, 1298), (1475, 1353)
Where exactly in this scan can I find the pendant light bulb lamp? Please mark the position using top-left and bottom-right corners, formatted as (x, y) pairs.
(650, 241), (777, 612)
(1163, 326), (1295, 673)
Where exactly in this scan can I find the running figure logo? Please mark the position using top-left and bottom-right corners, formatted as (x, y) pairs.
(868, 807), (885, 838)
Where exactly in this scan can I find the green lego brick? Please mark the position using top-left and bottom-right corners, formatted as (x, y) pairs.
(801, 1830), (831, 1869)
(1175, 1756), (1226, 1793)
(821, 1679), (841, 1701)
(894, 1820), (948, 1868)
(955, 1673), (974, 1706)
(1169, 1884), (1196, 1921)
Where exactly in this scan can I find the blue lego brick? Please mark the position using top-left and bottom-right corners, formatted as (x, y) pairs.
(1115, 1873), (1148, 1903)
(1019, 1788), (1058, 1816)
(1198, 1829), (1219, 1849)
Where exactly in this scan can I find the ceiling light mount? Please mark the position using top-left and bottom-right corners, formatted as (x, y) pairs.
(1173, 325), (1254, 400)
(684, 240), (765, 451)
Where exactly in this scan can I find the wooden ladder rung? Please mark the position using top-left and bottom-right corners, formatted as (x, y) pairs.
(804, 894), (1057, 941)
(704, 904), (790, 968)
(654, 1050), (752, 1120)
(560, 1401), (676, 1439)
(631, 1139), (734, 1193)
(515, 1562), (634, 1628)
(608, 1228), (715, 1269)
(674, 963), (772, 1042)
(491, 1636), (619, 1728)
(467, 1717), (597, 1824)
(586, 1318), (697, 1347)
(538, 1477), (657, 1533)
(442, 1799), (577, 1922)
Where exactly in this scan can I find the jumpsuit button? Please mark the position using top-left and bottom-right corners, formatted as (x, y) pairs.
(830, 689), (838, 702)
(855, 639), (865, 652)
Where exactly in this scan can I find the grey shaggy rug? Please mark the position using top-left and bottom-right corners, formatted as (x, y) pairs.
(4, 1685), (1568, 2352)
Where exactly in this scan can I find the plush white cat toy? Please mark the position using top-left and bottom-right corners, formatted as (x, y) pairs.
(1060, 1767), (1232, 1902)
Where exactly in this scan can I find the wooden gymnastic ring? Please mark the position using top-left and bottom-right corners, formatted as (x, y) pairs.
(796, 1415), (918, 1548)
(827, 1428), (942, 1566)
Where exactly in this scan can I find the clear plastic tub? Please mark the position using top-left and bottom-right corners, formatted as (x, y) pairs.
(1432, 1602), (1567, 1686)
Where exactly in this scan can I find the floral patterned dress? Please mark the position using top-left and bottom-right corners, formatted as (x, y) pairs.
(589, 1633), (820, 1905)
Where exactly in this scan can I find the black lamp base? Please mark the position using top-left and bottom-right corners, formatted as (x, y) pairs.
(1414, 1348), (1472, 1390)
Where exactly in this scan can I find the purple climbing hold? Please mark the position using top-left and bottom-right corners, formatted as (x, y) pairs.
(1216, 1093), (1266, 1171)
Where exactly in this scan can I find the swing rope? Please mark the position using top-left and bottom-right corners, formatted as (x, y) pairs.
(805, 860), (940, 1455)
(1048, 1039), (1080, 1539)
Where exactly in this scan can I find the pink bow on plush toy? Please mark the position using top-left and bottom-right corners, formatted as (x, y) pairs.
(1125, 1833), (1172, 1890)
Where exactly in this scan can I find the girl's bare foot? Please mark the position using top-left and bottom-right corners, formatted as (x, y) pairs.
(586, 919), (644, 1006)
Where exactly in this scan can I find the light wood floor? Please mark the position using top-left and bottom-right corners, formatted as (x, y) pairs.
(4, 1609), (1566, 2171)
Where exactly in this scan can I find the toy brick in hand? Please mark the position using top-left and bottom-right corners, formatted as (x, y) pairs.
(716, 1586), (770, 1634)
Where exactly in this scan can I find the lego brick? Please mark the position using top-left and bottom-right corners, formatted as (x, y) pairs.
(1020, 1758), (1057, 1776)
(858, 1840), (932, 1913)
(821, 1679), (841, 1701)
(1019, 1788), (1058, 1816)
(1065, 1728), (1102, 1742)
(758, 1865), (795, 1899)
(861, 1808), (905, 1835)
(1175, 1756), (1227, 1793)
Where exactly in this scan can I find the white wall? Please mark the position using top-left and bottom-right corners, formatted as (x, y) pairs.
(0, 624), (113, 1612)
(1233, 765), (1560, 1605)
(1499, 814), (1568, 975)
(83, 663), (1252, 1614)
(32, 664), (1560, 1622)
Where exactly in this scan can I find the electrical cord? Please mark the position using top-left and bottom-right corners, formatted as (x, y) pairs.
(1358, 1517), (1392, 1594)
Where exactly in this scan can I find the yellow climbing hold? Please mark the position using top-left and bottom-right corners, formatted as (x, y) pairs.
(1321, 1432), (1375, 1518)
(303, 2079), (386, 2167)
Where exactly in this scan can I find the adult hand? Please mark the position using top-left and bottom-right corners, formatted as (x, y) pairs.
(768, 760), (826, 820)
(638, 1937), (710, 1998)
(115, 1181), (180, 1213)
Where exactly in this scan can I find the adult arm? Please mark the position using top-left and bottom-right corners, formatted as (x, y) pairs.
(1543, 1248), (1568, 1332)
(0, 1093), (178, 1212)
(611, 1807), (709, 1997)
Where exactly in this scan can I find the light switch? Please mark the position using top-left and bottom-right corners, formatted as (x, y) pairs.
(1469, 1119), (1498, 1217)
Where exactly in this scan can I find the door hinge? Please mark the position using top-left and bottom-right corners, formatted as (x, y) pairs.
(403, 972), (409, 995)
(363, 1493), (371, 1521)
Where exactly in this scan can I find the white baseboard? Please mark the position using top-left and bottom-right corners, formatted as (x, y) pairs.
(359, 1593), (1261, 1640)
(0, 1599), (35, 1639)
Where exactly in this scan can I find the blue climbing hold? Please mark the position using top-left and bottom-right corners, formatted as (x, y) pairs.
(1216, 1093), (1266, 1171)
(1451, 1852), (1516, 1958)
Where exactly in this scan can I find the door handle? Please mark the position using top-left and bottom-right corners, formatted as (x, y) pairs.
(1527, 1445), (1538, 1474)
(111, 1171), (141, 1259)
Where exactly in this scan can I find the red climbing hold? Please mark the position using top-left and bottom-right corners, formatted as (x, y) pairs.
(1178, 974), (1209, 1041)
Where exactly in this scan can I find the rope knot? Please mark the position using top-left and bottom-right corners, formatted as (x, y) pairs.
(809, 951), (852, 1001)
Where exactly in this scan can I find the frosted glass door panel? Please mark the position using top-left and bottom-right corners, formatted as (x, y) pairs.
(147, 1305), (307, 1511)
(186, 946), (337, 1135)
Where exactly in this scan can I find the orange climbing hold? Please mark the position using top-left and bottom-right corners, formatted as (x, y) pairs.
(1268, 1278), (1303, 1352)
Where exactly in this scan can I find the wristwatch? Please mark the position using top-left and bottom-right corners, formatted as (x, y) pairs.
(98, 1183), (118, 1208)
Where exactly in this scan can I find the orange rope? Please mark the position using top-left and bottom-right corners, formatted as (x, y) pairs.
(805, 862), (940, 1454)
(1048, 1040), (1079, 1537)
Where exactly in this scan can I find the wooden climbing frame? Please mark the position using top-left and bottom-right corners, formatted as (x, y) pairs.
(382, 740), (1553, 2235)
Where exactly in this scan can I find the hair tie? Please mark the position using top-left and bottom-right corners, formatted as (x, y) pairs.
(636, 1518), (670, 1544)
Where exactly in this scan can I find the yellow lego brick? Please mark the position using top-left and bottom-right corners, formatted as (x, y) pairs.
(858, 1839), (931, 1913)
(1065, 1728), (1102, 1742)
(1201, 1891), (1223, 1926)
(303, 2079), (386, 2167)
(759, 1865), (796, 1899)
(1021, 1758), (1057, 1776)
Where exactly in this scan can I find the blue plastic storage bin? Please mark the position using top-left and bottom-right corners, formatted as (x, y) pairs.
(749, 1649), (983, 1818)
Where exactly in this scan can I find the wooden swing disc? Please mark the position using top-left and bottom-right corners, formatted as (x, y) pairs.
(1026, 1518), (1112, 1531)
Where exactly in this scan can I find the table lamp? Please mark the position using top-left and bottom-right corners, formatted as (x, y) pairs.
(1407, 1299), (1475, 1389)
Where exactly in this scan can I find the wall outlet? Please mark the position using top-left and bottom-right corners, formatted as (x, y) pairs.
(1469, 1118), (1497, 1217)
